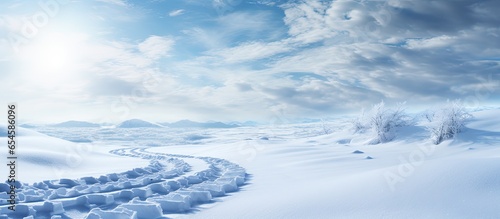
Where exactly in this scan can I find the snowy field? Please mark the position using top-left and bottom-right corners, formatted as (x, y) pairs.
(1, 107), (500, 218)
(2, 0), (499, 218)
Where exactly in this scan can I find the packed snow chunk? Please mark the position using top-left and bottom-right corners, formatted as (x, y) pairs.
(98, 175), (110, 183)
(86, 194), (115, 205)
(0, 215), (7, 219)
(81, 177), (99, 185)
(23, 189), (37, 196)
(32, 182), (49, 190)
(125, 170), (142, 179)
(74, 185), (89, 192)
(118, 198), (163, 219)
(55, 187), (68, 197)
(22, 216), (34, 219)
(59, 178), (79, 187)
(140, 176), (161, 186)
(233, 176), (246, 186)
(177, 178), (188, 186)
(147, 183), (170, 194)
(85, 207), (138, 219)
(144, 166), (159, 174)
(192, 183), (226, 197)
(220, 172), (245, 186)
(61, 195), (89, 208)
(100, 184), (118, 193)
(166, 181), (181, 191)
(223, 167), (246, 178)
(43, 180), (65, 189)
(51, 215), (62, 219)
(215, 178), (239, 193)
(147, 193), (191, 213)
(186, 175), (203, 184)
(196, 170), (213, 179)
(131, 188), (153, 199)
(32, 201), (65, 215)
(107, 173), (120, 181)
(176, 190), (212, 204)
(66, 188), (82, 197)
(17, 193), (26, 202)
(0, 192), (9, 199)
(0, 193), (16, 204)
(116, 190), (134, 200)
(0, 184), (10, 193)
(82, 185), (102, 193)
(9, 204), (36, 217)
(47, 190), (59, 200)
(24, 193), (44, 202)
(118, 181), (133, 189)
(162, 170), (179, 178)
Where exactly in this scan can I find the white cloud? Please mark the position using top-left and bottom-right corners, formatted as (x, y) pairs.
(266, 0), (500, 107)
(168, 9), (185, 17)
(406, 36), (456, 50)
(138, 35), (175, 59)
(282, 0), (336, 44)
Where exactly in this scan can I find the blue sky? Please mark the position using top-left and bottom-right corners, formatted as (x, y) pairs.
(1, 0), (499, 123)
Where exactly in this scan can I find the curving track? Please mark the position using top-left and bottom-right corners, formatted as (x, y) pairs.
(0, 147), (248, 218)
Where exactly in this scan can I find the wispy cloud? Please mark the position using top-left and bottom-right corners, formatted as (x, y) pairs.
(96, 0), (128, 7)
(209, 40), (292, 63)
(168, 9), (185, 17)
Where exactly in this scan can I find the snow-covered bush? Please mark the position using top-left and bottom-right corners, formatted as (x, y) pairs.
(352, 101), (410, 144)
(426, 100), (471, 145)
(352, 109), (369, 134)
(320, 119), (332, 135)
(370, 101), (409, 143)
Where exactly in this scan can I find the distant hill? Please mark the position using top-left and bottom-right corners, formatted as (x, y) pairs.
(50, 121), (101, 128)
(162, 120), (239, 128)
(20, 123), (38, 128)
(117, 119), (162, 128)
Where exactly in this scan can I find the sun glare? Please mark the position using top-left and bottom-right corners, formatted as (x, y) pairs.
(18, 32), (85, 86)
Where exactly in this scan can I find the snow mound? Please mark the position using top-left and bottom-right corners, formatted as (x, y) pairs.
(50, 121), (100, 128)
(0, 124), (44, 137)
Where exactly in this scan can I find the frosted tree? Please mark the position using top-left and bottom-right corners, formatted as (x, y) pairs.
(426, 100), (471, 144)
(352, 101), (409, 144)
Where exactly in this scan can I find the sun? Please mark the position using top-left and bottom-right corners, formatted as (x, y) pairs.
(17, 31), (86, 87)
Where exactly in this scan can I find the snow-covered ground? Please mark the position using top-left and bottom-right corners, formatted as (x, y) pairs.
(1, 108), (500, 218)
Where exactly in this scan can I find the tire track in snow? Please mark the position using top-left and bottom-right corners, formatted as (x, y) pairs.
(0, 147), (248, 218)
